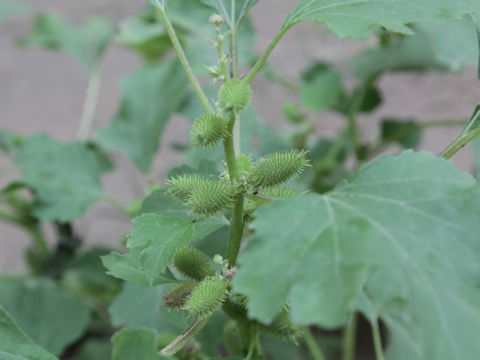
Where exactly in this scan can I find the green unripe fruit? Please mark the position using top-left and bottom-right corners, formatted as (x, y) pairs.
(190, 113), (229, 148)
(188, 180), (235, 216)
(183, 277), (228, 319)
(258, 309), (301, 342)
(247, 149), (310, 188)
(223, 321), (245, 356)
(219, 79), (251, 114)
(174, 247), (215, 280)
(166, 174), (208, 202)
(163, 281), (197, 309)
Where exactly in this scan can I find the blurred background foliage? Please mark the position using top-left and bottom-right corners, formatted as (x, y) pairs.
(0, 0), (479, 359)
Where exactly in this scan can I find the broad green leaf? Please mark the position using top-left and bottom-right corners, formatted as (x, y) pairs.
(60, 247), (121, 304)
(20, 13), (113, 72)
(104, 190), (227, 286)
(138, 189), (228, 242)
(126, 214), (194, 285)
(351, 30), (447, 81)
(260, 336), (304, 360)
(283, 0), (480, 39)
(118, 1), (212, 62)
(13, 134), (103, 221)
(74, 339), (111, 360)
(234, 151), (480, 359)
(301, 62), (343, 111)
(0, 305), (58, 360)
(352, 21), (479, 80)
(335, 85), (382, 114)
(0, 0), (29, 25)
(95, 61), (188, 173)
(0, 278), (91, 355)
(307, 137), (349, 193)
(167, 159), (220, 179)
(381, 119), (422, 149)
(116, 9), (171, 62)
(112, 328), (171, 360)
(416, 20), (479, 72)
(109, 283), (187, 332)
(201, 0), (259, 28)
(102, 248), (177, 287)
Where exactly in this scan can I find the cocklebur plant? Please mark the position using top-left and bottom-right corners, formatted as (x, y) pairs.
(2, 1), (480, 360)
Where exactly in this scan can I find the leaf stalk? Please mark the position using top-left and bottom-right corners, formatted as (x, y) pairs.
(156, 5), (213, 114)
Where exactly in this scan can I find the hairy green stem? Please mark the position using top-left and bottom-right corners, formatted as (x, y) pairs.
(160, 317), (209, 355)
(371, 319), (384, 360)
(223, 118), (239, 179)
(223, 113), (245, 268)
(303, 327), (326, 360)
(77, 67), (101, 140)
(440, 127), (480, 159)
(342, 313), (358, 360)
(226, 194), (245, 267)
(157, 6), (213, 114)
(245, 25), (292, 84)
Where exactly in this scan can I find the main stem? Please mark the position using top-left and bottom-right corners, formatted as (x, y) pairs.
(158, 6), (213, 114)
(77, 67), (101, 140)
(223, 115), (244, 268)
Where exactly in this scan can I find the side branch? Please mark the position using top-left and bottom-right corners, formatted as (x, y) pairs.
(245, 25), (291, 84)
(156, 5), (214, 113)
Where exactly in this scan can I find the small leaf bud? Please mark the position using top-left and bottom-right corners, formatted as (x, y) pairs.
(209, 13), (224, 25)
